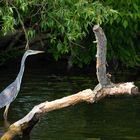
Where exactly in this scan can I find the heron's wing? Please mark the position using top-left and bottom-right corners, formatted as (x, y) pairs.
(0, 81), (18, 108)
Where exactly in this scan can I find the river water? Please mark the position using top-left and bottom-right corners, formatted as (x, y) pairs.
(0, 67), (140, 140)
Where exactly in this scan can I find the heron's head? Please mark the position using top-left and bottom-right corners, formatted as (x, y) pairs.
(25, 49), (44, 56)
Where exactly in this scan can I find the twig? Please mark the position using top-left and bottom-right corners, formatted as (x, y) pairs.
(11, 4), (29, 50)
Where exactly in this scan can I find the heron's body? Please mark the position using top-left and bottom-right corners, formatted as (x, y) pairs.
(0, 81), (18, 108)
(0, 50), (44, 120)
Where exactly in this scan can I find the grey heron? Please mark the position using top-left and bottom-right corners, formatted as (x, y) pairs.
(0, 49), (44, 120)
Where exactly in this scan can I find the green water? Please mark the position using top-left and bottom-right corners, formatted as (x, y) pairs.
(0, 69), (140, 140)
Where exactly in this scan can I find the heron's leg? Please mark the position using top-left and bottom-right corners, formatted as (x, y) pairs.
(4, 119), (10, 129)
(3, 104), (10, 120)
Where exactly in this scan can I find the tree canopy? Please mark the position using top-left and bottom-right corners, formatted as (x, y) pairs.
(0, 0), (140, 67)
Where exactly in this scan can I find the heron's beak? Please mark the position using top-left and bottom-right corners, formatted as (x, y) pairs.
(36, 50), (45, 54)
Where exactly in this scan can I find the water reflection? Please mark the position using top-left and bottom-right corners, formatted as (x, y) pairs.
(0, 70), (140, 140)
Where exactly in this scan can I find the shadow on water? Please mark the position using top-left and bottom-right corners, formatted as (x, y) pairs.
(0, 69), (140, 140)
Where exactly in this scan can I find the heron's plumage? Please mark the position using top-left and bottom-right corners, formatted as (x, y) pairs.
(0, 81), (18, 108)
(0, 49), (44, 119)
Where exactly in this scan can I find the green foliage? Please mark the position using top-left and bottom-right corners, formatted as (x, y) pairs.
(0, 0), (140, 67)
(103, 0), (140, 66)
(0, 5), (15, 35)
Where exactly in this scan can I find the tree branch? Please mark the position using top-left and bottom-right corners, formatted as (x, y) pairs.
(93, 25), (112, 87)
(1, 82), (138, 140)
(11, 4), (29, 50)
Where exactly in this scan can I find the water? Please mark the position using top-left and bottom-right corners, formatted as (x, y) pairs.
(0, 68), (140, 140)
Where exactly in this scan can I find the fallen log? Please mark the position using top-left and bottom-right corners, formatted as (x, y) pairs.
(1, 82), (138, 140)
(1, 25), (138, 140)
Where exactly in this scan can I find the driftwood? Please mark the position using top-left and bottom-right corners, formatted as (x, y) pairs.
(0, 25), (138, 140)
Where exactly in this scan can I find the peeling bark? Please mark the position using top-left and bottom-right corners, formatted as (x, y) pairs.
(93, 25), (112, 87)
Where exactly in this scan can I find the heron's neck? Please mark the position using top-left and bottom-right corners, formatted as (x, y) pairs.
(16, 53), (28, 89)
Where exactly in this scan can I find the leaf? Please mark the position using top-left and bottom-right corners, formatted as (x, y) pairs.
(57, 43), (62, 51)
(27, 29), (35, 39)
(123, 20), (128, 28)
(133, 3), (138, 11)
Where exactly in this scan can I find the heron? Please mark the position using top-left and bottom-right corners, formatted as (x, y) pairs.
(0, 49), (44, 120)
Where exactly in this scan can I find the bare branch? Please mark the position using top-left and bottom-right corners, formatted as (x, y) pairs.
(93, 25), (112, 87)
(11, 4), (29, 50)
